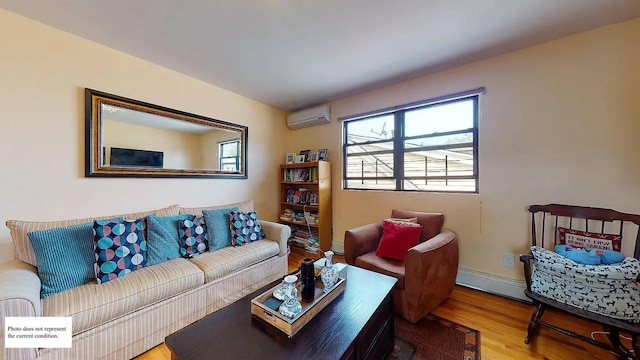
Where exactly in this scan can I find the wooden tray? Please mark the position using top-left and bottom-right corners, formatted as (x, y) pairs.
(250, 277), (346, 337)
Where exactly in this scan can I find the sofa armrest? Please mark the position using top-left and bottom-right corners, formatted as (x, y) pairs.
(261, 220), (291, 257)
(0, 260), (42, 360)
(344, 222), (384, 265)
(403, 230), (459, 322)
(0, 260), (42, 316)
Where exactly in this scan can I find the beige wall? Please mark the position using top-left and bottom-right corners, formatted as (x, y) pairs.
(0, 10), (289, 265)
(287, 17), (640, 279)
(103, 120), (203, 169)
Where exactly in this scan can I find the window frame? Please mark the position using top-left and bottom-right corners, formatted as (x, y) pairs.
(342, 94), (479, 193)
(219, 139), (240, 172)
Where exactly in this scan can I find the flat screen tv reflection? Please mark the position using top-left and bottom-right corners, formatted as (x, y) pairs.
(110, 147), (163, 168)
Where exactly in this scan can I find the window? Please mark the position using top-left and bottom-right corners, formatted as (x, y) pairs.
(342, 92), (480, 193)
(219, 140), (240, 171)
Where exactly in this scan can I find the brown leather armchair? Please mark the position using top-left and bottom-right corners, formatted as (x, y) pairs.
(344, 209), (459, 323)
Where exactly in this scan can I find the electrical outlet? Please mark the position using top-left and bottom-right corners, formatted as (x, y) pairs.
(503, 253), (516, 268)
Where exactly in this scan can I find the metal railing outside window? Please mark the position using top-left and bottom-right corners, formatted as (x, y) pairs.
(341, 88), (482, 193)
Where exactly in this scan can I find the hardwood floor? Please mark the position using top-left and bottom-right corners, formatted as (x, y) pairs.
(432, 288), (619, 360)
(135, 250), (621, 360)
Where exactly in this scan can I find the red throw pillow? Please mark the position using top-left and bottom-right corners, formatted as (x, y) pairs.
(558, 227), (621, 251)
(375, 221), (423, 261)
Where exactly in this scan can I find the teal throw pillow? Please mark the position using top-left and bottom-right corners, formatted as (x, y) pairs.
(146, 214), (194, 265)
(202, 207), (238, 251)
(93, 218), (147, 284)
(27, 217), (123, 298)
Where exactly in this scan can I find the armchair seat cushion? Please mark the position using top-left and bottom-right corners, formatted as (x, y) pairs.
(355, 252), (405, 289)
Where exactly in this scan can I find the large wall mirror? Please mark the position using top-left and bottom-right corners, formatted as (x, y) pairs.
(85, 89), (248, 178)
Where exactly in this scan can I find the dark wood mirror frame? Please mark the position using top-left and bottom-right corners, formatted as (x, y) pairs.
(85, 88), (248, 179)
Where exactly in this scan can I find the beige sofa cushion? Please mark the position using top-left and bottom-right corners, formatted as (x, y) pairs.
(6, 205), (180, 267)
(189, 240), (280, 283)
(179, 200), (254, 217)
(43, 258), (203, 335)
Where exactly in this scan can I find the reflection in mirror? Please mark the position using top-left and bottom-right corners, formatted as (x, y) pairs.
(85, 89), (248, 178)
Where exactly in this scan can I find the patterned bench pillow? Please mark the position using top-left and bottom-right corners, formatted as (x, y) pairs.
(531, 246), (640, 322)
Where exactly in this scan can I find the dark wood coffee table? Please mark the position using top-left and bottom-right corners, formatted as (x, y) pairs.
(165, 265), (397, 360)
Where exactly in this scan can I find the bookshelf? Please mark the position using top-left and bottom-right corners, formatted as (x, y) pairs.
(279, 161), (332, 253)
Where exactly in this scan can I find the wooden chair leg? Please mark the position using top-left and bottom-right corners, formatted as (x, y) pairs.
(631, 334), (640, 360)
(525, 302), (546, 344)
(604, 326), (637, 360)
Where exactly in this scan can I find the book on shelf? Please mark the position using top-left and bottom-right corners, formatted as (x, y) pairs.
(283, 188), (319, 206)
(287, 224), (320, 253)
(284, 209), (317, 225)
(283, 168), (317, 182)
(308, 192), (318, 205)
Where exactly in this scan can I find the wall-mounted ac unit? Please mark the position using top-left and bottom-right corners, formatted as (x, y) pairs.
(287, 105), (330, 129)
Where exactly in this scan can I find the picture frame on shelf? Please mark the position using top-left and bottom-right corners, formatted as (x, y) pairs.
(308, 151), (318, 162)
(285, 153), (296, 164)
(318, 148), (328, 161)
(299, 149), (311, 162)
(295, 155), (306, 163)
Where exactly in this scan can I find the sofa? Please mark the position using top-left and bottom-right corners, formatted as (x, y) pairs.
(0, 200), (290, 360)
(344, 209), (459, 323)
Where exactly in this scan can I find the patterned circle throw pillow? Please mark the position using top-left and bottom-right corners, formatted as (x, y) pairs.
(178, 217), (208, 258)
(229, 210), (263, 247)
(93, 218), (147, 284)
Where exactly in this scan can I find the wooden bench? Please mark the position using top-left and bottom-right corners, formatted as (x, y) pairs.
(520, 203), (640, 359)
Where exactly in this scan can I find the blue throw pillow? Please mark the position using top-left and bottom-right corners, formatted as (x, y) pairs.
(146, 214), (194, 265)
(93, 218), (147, 284)
(27, 217), (123, 298)
(555, 245), (600, 265)
(599, 249), (626, 264)
(202, 207), (238, 251)
(229, 210), (264, 247)
(178, 217), (208, 258)
(554, 245), (626, 265)
(28, 223), (96, 298)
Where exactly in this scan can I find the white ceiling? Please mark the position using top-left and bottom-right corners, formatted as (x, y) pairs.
(2, 1), (640, 111)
